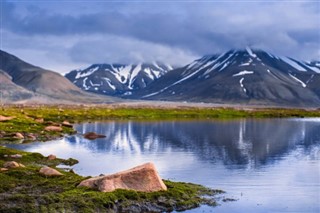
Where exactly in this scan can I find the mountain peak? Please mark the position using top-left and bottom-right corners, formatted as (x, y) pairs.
(65, 62), (174, 95)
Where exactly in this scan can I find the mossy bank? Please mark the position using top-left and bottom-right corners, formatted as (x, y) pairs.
(0, 146), (224, 213)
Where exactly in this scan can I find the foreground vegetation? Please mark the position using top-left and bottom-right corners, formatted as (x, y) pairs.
(1, 104), (320, 142)
(0, 146), (224, 213)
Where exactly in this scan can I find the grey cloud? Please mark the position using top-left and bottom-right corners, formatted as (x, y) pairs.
(1, 0), (319, 73)
(68, 35), (197, 66)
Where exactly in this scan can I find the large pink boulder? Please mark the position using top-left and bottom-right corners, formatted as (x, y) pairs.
(78, 162), (167, 192)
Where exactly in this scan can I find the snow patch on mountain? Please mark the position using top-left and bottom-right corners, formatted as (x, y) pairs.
(280, 57), (307, 72)
(304, 63), (320, 73)
(233, 70), (254, 77)
(239, 58), (253, 66)
(289, 74), (306, 87)
(246, 47), (257, 58)
(239, 77), (247, 93)
(128, 63), (142, 89)
(76, 66), (99, 79)
(103, 78), (116, 90)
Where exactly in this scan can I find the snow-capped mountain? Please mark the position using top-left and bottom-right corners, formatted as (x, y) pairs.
(65, 62), (174, 95)
(130, 47), (320, 106)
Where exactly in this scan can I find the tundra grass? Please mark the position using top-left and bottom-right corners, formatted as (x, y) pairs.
(0, 146), (224, 213)
(1, 105), (319, 142)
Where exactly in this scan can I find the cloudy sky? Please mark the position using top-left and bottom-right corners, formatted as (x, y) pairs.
(1, 0), (319, 74)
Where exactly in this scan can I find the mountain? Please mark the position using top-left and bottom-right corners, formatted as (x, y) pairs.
(129, 48), (320, 107)
(65, 63), (174, 96)
(0, 70), (34, 102)
(0, 50), (115, 103)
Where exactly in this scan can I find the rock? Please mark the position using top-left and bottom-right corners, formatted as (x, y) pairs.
(35, 118), (44, 123)
(45, 126), (63, 132)
(78, 162), (167, 192)
(0, 115), (15, 122)
(45, 121), (60, 126)
(10, 154), (23, 158)
(0, 168), (8, 172)
(3, 161), (25, 168)
(13, 132), (24, 139)
(47, 154), (56, 160)
(26, 133), (36, 140)
(39, 166), (63, 176)
(62, 121), (73, 128)
(83, 132), (106, 140)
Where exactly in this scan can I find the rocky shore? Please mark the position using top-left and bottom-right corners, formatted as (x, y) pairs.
(0, 105), (235, 212)
(0, 146), (225, 212)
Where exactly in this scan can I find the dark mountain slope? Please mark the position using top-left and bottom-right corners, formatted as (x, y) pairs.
(129, 48), (320, 107)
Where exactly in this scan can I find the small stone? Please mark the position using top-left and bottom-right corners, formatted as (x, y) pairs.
(62, 121), (73, 128)
(10, 154), (22, 158)
(3, 155), (8, 158)
(13, 133), (24, 139)
(26, 134), (36, 140)
(47, 154), (56, 160)
(4, 161), (25, 168)
(45, 126), (63, 132)
(0, 115), (15, 122)
(39, 166), (63, 176)
(0, 168), (8, 172)
(35, 118), (44, 123)
(83, 132), (106, 140)
(45, 121), (60, 126)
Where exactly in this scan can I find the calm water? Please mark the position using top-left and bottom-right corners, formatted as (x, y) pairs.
(7, 118), (320, 213)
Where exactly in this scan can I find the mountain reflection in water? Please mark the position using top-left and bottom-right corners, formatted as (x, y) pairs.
(7, 118), (320, 213)
(68, 118), (320, 168)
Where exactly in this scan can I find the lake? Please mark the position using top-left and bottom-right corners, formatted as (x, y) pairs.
(7, 118), (320, 212)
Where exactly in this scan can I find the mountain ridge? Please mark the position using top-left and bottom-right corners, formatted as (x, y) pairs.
(128, 48), (320, 107)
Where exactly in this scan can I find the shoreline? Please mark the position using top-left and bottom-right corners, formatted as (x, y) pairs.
(1, 104), (320, 143)
(0, 146), (225, 212)
(0, 105), (233, 212)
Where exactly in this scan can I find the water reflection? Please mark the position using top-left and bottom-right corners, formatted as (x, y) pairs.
(67, 118), (320, 168)
(7, 118), (320, 213)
